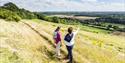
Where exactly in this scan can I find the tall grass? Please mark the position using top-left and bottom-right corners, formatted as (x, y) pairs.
(0, 19), (125, 63)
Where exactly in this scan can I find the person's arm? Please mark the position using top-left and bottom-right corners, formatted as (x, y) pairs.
(74, 27), (80, 35)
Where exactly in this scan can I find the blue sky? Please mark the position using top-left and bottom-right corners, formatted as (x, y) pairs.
(0, 0), (125, 12)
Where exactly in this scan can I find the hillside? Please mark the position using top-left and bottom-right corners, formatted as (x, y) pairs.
(0, 19), (125, 63)
(0, 2), (38, 21)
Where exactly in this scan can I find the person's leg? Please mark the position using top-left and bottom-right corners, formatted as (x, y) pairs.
(70, 46), (73, 62)
(66, 46), (70, 59)
(57, 42), (61, 56)
(69, 46), (73, 63)
(55, 42), (60, 56)
(55, 43), (58, 56)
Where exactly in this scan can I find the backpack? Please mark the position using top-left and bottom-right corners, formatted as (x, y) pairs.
(64, 33), (73, 42)
(53, 31), (57, 39)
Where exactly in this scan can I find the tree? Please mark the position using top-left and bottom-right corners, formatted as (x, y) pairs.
(52, 17), (59, 23)
(113, 26), (119, 31)
(1, 2), (38, 19)
(0, 8), (21, 22)
(3, 2), (19, 11)
(107, 25), (112, 30)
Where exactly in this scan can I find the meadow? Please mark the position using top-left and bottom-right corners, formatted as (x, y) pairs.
(0, 19), (125, 63)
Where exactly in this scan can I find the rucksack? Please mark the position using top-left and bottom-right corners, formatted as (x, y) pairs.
(64, 33), (73, 42)
(53, 31), (58, 39)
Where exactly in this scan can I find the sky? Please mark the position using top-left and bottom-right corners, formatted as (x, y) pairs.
(0, 0), (125, 12)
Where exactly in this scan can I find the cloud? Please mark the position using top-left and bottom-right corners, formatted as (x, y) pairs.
(81, 0), (97, 2)
(0, 0), (125, 12)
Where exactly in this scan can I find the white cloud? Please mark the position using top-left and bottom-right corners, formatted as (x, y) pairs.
(81, 0), (97, 2)
(0, 0), (125, 12)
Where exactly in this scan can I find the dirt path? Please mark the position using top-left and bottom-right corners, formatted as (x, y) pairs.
(22, 21), (71, 63)
(0, 20), (66, 63)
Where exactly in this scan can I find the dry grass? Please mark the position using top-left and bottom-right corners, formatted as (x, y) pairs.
(0, 19), (125, 63)
(0, 19), (60, 63)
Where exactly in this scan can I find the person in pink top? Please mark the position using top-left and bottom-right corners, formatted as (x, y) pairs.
(53, 27), (62, 57)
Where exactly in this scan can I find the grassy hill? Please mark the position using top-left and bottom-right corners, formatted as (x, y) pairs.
(0, 19), (125, 63)
(0, 2), (38, 22)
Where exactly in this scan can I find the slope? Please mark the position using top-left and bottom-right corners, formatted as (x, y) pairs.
(0, 19), (125, 63)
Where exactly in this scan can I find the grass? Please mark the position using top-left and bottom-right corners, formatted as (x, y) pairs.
(0, 19), (125, 63)
(30, 19), (125, 63)
(80, 25), (111, 34)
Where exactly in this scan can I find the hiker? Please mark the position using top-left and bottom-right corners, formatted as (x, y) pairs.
(64, 27), (79, 63)
(53, 26), (62, 57)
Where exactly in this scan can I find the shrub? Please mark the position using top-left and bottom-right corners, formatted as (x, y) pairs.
(52, 17), (60, 23)
(107, 25), (112, 30)
(0, 8), (21, 22)
(112, 26), (120, 31)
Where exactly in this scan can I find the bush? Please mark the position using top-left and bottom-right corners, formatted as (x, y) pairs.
(107, 25), (112, 30)
(113, 26), (120, 31)
(52, 17), (60, 23)
(17, 9), (38, 19)
(34, 13), (46, 20)
(0, 8), (21, 22)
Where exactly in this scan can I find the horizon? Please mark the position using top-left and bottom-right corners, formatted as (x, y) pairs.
(0, 0), (125, 12)
(38, 11), (125, 13)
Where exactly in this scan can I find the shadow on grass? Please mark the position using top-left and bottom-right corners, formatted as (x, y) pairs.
(37, 45), (66, 62)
